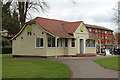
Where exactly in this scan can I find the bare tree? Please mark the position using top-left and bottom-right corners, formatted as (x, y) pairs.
(6, 0), (49, 27)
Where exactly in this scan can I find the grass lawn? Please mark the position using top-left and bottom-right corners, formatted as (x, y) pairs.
(2, 54), (72, 79)
(1, 54), (12, 59)
(94, 57), (120, 70)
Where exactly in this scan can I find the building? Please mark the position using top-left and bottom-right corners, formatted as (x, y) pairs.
(0, 30), (8, 37)
(86, 24), (114, 44)
(85, 24), (115, 53)
(12, 17), (99, 57)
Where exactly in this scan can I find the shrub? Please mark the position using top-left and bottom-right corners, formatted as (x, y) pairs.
(2, 47), (12, 54)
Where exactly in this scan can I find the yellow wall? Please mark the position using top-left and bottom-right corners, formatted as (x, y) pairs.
(13, 23), (47, 56)
(85, 48), (96, 53)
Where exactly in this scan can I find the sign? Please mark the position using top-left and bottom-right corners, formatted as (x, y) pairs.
(80, 26), (84, 32)
(26, 25), (32, 32)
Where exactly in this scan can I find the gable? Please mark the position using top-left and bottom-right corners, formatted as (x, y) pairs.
(74, 22), (89, 34)
(11, 22), (47, 40)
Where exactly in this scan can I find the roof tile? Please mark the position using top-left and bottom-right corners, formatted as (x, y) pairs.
(34, 17), (82, 37)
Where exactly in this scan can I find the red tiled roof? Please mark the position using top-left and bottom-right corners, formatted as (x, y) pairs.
(34, 17), (82, 37)
(63, 21), (82, 33)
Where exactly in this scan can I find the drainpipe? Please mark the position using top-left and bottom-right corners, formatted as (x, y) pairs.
(55, 37), (58, 58)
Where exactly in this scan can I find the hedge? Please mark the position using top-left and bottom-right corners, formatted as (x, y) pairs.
(2, 47), (12, 54)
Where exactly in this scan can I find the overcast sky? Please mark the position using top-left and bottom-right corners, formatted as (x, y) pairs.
(29, 0), (119, 30)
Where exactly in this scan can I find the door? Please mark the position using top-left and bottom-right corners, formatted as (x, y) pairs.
(80, 39), (84, 54)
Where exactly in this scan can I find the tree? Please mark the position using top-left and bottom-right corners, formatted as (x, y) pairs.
(2, 2), (20, 35)
(5, 0), (76, 27)
(2, 0), (76, 35)
(10, 0), (49, 27)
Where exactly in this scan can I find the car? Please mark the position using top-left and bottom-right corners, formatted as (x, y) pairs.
(113, 48), (120, 55)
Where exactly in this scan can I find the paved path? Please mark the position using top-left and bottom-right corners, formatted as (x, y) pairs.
(58, 56), (119, 78)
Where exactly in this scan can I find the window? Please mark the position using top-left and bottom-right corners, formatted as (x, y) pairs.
(101, 40), (104, 44)
(21, 37), (23, 39)
(107, 40), (110, 43)
(95, 29), (98, 33)
(64, 38), (68, 47)
(86, 39), (95, 47)
(102, 31), (104, 33)
(57, 38), (62, 47)
(27, 32), (32, 35)
(105, 31), (107, 33)
(48, 38), (55, 47)
(89, 28), (92, 32)
(99, 30), (101, 33)
(36, 38), (43, 48)
(71, 38), (75, 47)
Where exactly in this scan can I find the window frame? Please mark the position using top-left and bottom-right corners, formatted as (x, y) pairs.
(48, 38), (55, 48)
(86, 39), (95, 48)
(35, 38), (44, 48)
(57, 38), (63, 48)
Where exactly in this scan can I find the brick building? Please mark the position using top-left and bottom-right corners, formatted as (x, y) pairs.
(85, 24), (114, 45)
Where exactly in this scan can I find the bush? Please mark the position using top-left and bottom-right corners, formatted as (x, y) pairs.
(2, 37), (12, 47)
(2, 47), (12, 54)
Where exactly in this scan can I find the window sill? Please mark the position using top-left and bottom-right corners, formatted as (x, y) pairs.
(71, 47), (76, 48)
(47, 47), (56, 48)
(57, 47), (64, 48)
(35, 47), (44, 48)
(86, 47), (95, 48)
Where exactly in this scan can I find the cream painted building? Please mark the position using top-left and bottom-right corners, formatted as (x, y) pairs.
(12, 17), (98, 57)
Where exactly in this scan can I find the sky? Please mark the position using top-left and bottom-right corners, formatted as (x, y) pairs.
(28, 0), (119, 30)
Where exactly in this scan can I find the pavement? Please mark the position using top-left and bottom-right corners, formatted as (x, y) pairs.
(57, 55), (119, 78)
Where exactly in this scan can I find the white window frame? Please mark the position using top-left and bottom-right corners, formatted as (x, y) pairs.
(71, 38), (76, 48)
(35, 38), (44, 48)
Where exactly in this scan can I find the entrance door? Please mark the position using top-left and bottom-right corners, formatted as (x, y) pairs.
(80, 39), (84, 54)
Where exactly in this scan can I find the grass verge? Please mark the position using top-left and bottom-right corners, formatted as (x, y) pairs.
(2, 54), (72, 79)
(93, 56), (120, 70)
(1, 54), (12, 59)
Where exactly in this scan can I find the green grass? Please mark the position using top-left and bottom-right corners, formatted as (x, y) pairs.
(2, 59), (72, 78)
(0, 54), (12, 59)
(94, 57), (120, 70)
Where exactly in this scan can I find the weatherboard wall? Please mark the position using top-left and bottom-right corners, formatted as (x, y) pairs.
(12, 24), (47, 56)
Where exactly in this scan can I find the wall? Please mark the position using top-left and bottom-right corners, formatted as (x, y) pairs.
(13, 23), (47, 56)
(85, 48), (96, 53)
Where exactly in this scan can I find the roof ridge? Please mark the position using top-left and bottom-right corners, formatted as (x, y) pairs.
(85, 24), (113, 31)
(35, 17), (68, 22)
